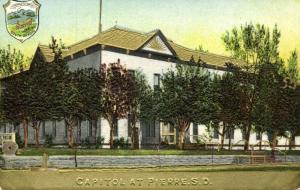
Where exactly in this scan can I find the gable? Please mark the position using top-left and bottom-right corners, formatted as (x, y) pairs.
(142, 35), (174, 56)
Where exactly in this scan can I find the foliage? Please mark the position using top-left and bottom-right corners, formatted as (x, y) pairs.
(100, 60), (135, 149)
(287, 50), (299, 82)
(0, 45), (25, 77)
(15, 132), (24, 149)
(222, 23), (280, 65)
(44, 134), (53, 148)
(128, 71), (154, 149)
(95, 136), (105, 149)
(26, 52), (55, 146)
(1, 71), (30, 147)
(81, 137), (92, 149)
(112, 137), (130, 149)
(222, 23), (281, 150)
(210, 69), (241, 149)
(46, 37), (101, 148)
(157, 63), (216, 149)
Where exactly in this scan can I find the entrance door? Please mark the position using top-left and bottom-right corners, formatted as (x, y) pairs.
(161, 122), (176, 145)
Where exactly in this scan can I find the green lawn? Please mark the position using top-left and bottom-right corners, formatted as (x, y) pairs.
(10, 148), (300, 156)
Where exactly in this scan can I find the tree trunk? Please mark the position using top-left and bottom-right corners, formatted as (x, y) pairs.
(271, 131), (279, 158)
(92, 118), (98, 144)
(129, 120), (139, 149)
(177, 120), (190, 150)
(32, 121), (41, 147)
(22, 119), (28, 148)
(132, 127), (139, 149)
(107, 115), (117, 149)
(129, 115), (139, 149)
(220, 126), (225, 150)
(66, 117), (76, 148)
(68, 126), (74, 148)
(66, 118), (76, 148)
(33, 127), (40, 147)
(109, 125), (115, 149)
(289, 133), (295, 151)
(243, 123), (252, 151)
(178, 129), (185, 150)
(228, 128), (232, 151)
(259, 132), (262, 151)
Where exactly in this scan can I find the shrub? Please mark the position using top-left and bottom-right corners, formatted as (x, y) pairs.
(81, 137), (91, 149)
(119, 137), (126, 148)
(15, 133), (24, 149)
(95, 136), (105, 149)
(112, 137), (130, 149)
(44, 134), (53, 148)
(112, 139), (119, 149)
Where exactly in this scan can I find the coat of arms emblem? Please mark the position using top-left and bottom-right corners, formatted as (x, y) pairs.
(3, 0), (40, 42)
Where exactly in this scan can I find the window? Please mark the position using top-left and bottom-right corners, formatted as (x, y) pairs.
(161, 122), (176, 144)
(77, 120), (81, 140)
(213, 129), (219, 139)
(146, 120), (156, 137)
(154, 74), (161, 89)
(225, 128), (234, 139)
(193, 123), (198, 136)
(169, 124), (174, 133)
(0, 123), (5, 133)
(193, 123), (198, 141)
(128, 114), (132, 138)
(42, 121), (46, 139)
(88, 120), (93, 137)
(52, 121), (56, 138)
(113, 118), (118, 137)
(256, 132), (261, 140)
(9, 125), (13, 133)
(64, 121), (68, 138)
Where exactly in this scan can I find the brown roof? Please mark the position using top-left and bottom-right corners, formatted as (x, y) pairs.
(38, 26), (245, 68)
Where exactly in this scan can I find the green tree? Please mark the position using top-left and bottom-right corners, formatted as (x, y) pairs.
(285, 50), (300, 150)
(287, 49), (299, 84)
(45, 36), (83, 148)
(1, 71), (30, 147)
(253, 58), (300, 157)
(127, 71), (154, 149)
(0, 45), (25, 77)
(76, 68), (102, 144)
(158, 63), (216, 150)
(100, 60), (135, 149)
(26, 59), (53, 147)
(211, 66), (241, 149)
(222, 23), (281, 150)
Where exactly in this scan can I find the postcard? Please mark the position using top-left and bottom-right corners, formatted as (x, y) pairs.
(0, 0), (300, 189)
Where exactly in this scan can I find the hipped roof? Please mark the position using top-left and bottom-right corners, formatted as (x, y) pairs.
(37, 26), (245, 68)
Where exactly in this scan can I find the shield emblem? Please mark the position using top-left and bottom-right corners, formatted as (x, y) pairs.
(3, 0), (40, 42)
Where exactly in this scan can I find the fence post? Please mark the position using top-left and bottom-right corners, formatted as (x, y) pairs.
(42, 153), (48, 169)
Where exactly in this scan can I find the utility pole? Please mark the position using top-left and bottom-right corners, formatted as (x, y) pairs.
(99, 0), (103, 33)
(98, 0), (103, 140)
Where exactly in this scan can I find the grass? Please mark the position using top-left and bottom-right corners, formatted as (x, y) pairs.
(126, 163), (300, 172)
(11, 148), (300, 156)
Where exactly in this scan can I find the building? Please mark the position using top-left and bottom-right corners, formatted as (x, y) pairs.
(0, 26), (299, 149)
